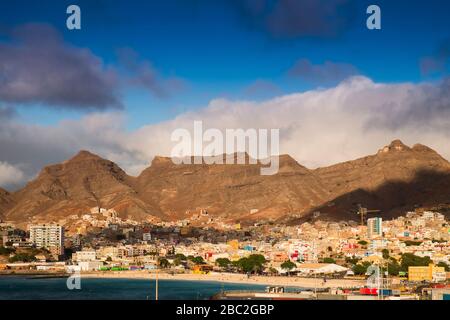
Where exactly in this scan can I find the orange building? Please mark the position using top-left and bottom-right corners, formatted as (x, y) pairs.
(192, 264), (213, 274)
(271, 252), (289, 263)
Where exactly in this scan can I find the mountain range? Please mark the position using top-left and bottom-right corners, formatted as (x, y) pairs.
(1, 140), (450, 227)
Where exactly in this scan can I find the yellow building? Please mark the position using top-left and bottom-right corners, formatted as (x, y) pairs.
(408, 264), (446, 282)
(227, 239), (239, 250)
(230, 254), (241, 261)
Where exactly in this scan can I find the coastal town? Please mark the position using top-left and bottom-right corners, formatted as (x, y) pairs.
(1, 206), (449, 300)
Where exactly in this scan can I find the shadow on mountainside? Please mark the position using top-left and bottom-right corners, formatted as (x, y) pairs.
(285, 169), (450, 224)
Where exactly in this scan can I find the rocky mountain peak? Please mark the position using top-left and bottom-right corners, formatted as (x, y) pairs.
(377, 139), (411, 154)
(151, 156), (173, 166)
(66, 150), (103, 163)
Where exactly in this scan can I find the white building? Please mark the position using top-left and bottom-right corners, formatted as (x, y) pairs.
(296, 263), (348, 275)
(67, 261), (103, 272)
(29, 224), (64, 256)
(72, 250), (97, 262)
(367, 217), (382, 239)
(77, 261), (103, 271)
(143, 233), (152, 241)
(369, 239), (387, 251)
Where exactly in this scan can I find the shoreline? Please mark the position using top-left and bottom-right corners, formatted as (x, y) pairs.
(80, 271), (366, 289)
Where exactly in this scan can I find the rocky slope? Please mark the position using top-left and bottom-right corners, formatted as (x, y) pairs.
(135, 154), (330, 222)
(0, 187), (14, 220)
(5, 151), (158, 224)
(310, 140), (450, 220)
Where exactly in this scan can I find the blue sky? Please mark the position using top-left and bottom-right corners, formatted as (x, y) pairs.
(0, 0), (450, 189)
(0, 0), (448, 130)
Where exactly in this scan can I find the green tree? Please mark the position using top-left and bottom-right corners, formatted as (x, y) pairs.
(158, 258), (170, 269)
(8, 253), (36, 263)
(215, 258), (231, 269)
(190, 256), (205, 265)
(357, 240), (368, 246)
(174, 253), (187, 261)
(281, 260), (296, 272)
(400, 253), (431, 272)
(352, 261), (372, 275)
(248, 254), (266, 265)
(321, 257), (336, 264)
(387, 260), (401, 276)
(437, 261), (450, 272)
(345, 256), (361, 265)
(403, 240), (422, 246)
(268, 267), (278, 275)
(382, 249), (390, 259)
(233, 258), (251, 273)
(0, 246), (15, 255)
(173, 257), (183, 266)
(234, 254), (266, 274)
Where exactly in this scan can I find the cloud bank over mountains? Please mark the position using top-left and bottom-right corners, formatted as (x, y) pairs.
(1, 75), (449, 190)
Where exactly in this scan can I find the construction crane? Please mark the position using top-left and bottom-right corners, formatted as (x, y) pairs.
(357, 204), (380, 226)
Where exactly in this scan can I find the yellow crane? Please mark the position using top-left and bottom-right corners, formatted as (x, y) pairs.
(357, 204), (380, 225)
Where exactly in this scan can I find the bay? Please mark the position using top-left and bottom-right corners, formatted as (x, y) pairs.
(0, 276), (269, 300)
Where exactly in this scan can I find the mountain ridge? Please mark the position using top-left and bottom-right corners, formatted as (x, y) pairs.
(1, 140), (450, 226)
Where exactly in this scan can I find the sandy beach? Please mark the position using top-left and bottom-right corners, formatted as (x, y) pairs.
(81, 271), (366, 289)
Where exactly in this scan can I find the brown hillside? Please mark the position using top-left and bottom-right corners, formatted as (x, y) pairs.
(304, 140), (450, 221)
(135, 154), (330, 223)
(6, 151), (160, 224)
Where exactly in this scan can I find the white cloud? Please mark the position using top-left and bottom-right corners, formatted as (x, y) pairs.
(126, 76), (450, 168)
(0, 161), (25, 187)
(0, 76), (449, 190)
